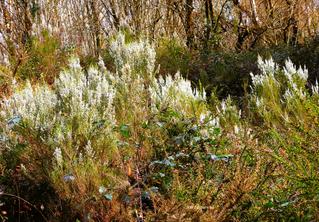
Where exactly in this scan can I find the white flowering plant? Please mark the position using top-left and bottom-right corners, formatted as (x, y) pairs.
(250, 56), (311, 126)
(150, 72), (207, 118)
(246, 57), (319, 220)
(0, 56), (122, 211)
(0, 33), (219, 220)
(109, 33), (156, 77)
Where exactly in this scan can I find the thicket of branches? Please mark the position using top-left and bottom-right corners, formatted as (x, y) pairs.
(1, 0), (318, 62)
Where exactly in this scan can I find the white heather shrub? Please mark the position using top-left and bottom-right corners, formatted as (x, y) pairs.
(1, 81), (57, 130)
(0, 33), (212, 209)
(0, 56), (120, 203)
(109, 33), (208, 122)
(109, 33), (156, 77)
(108, 34), (157, 124)
(250, 56), (310, 125)
(56, 57), (115, 126)
(149, 72), (207, 118)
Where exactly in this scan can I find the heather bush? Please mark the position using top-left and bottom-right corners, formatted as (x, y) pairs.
(248, 57), (319, 220)
(250, 56), (309, 126)
(0, 33), (212, 221)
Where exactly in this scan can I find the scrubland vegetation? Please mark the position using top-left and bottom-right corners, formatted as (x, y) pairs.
(1, 1), (319, 221)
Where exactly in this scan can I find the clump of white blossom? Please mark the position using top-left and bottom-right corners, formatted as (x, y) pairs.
(150, 72), (206, 115)
(250, 56), (279, 92)
(0, 56), (117, 166)
(1, 81), (57, 129)
(250, 56), (311, 123)
(109, 33), (208, 120)
(56, 57), (116, 125)
(282, 59), (308, 100)
(53, 147), (63, 167)
(199, 111), (220, 128)
(251, 56), (309, 102)
(109, 33), (156, 76)
(0, 33), (213, 173)
(283, 59), (308, 83)
(312, 80), (319, 95)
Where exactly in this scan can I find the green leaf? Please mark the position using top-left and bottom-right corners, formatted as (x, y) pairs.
(213, 127), (221, 135)
(119, 124), (130, 138)
(264, 201), (274, 208)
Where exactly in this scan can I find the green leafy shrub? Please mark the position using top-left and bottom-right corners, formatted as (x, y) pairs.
(12, 30), (71, 83)
(156, 38), (191, 76)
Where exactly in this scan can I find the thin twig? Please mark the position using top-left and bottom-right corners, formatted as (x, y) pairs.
(0, 192), (48, 222)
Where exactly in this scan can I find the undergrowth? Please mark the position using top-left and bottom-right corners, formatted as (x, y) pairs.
(1, 33), (319, 221)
